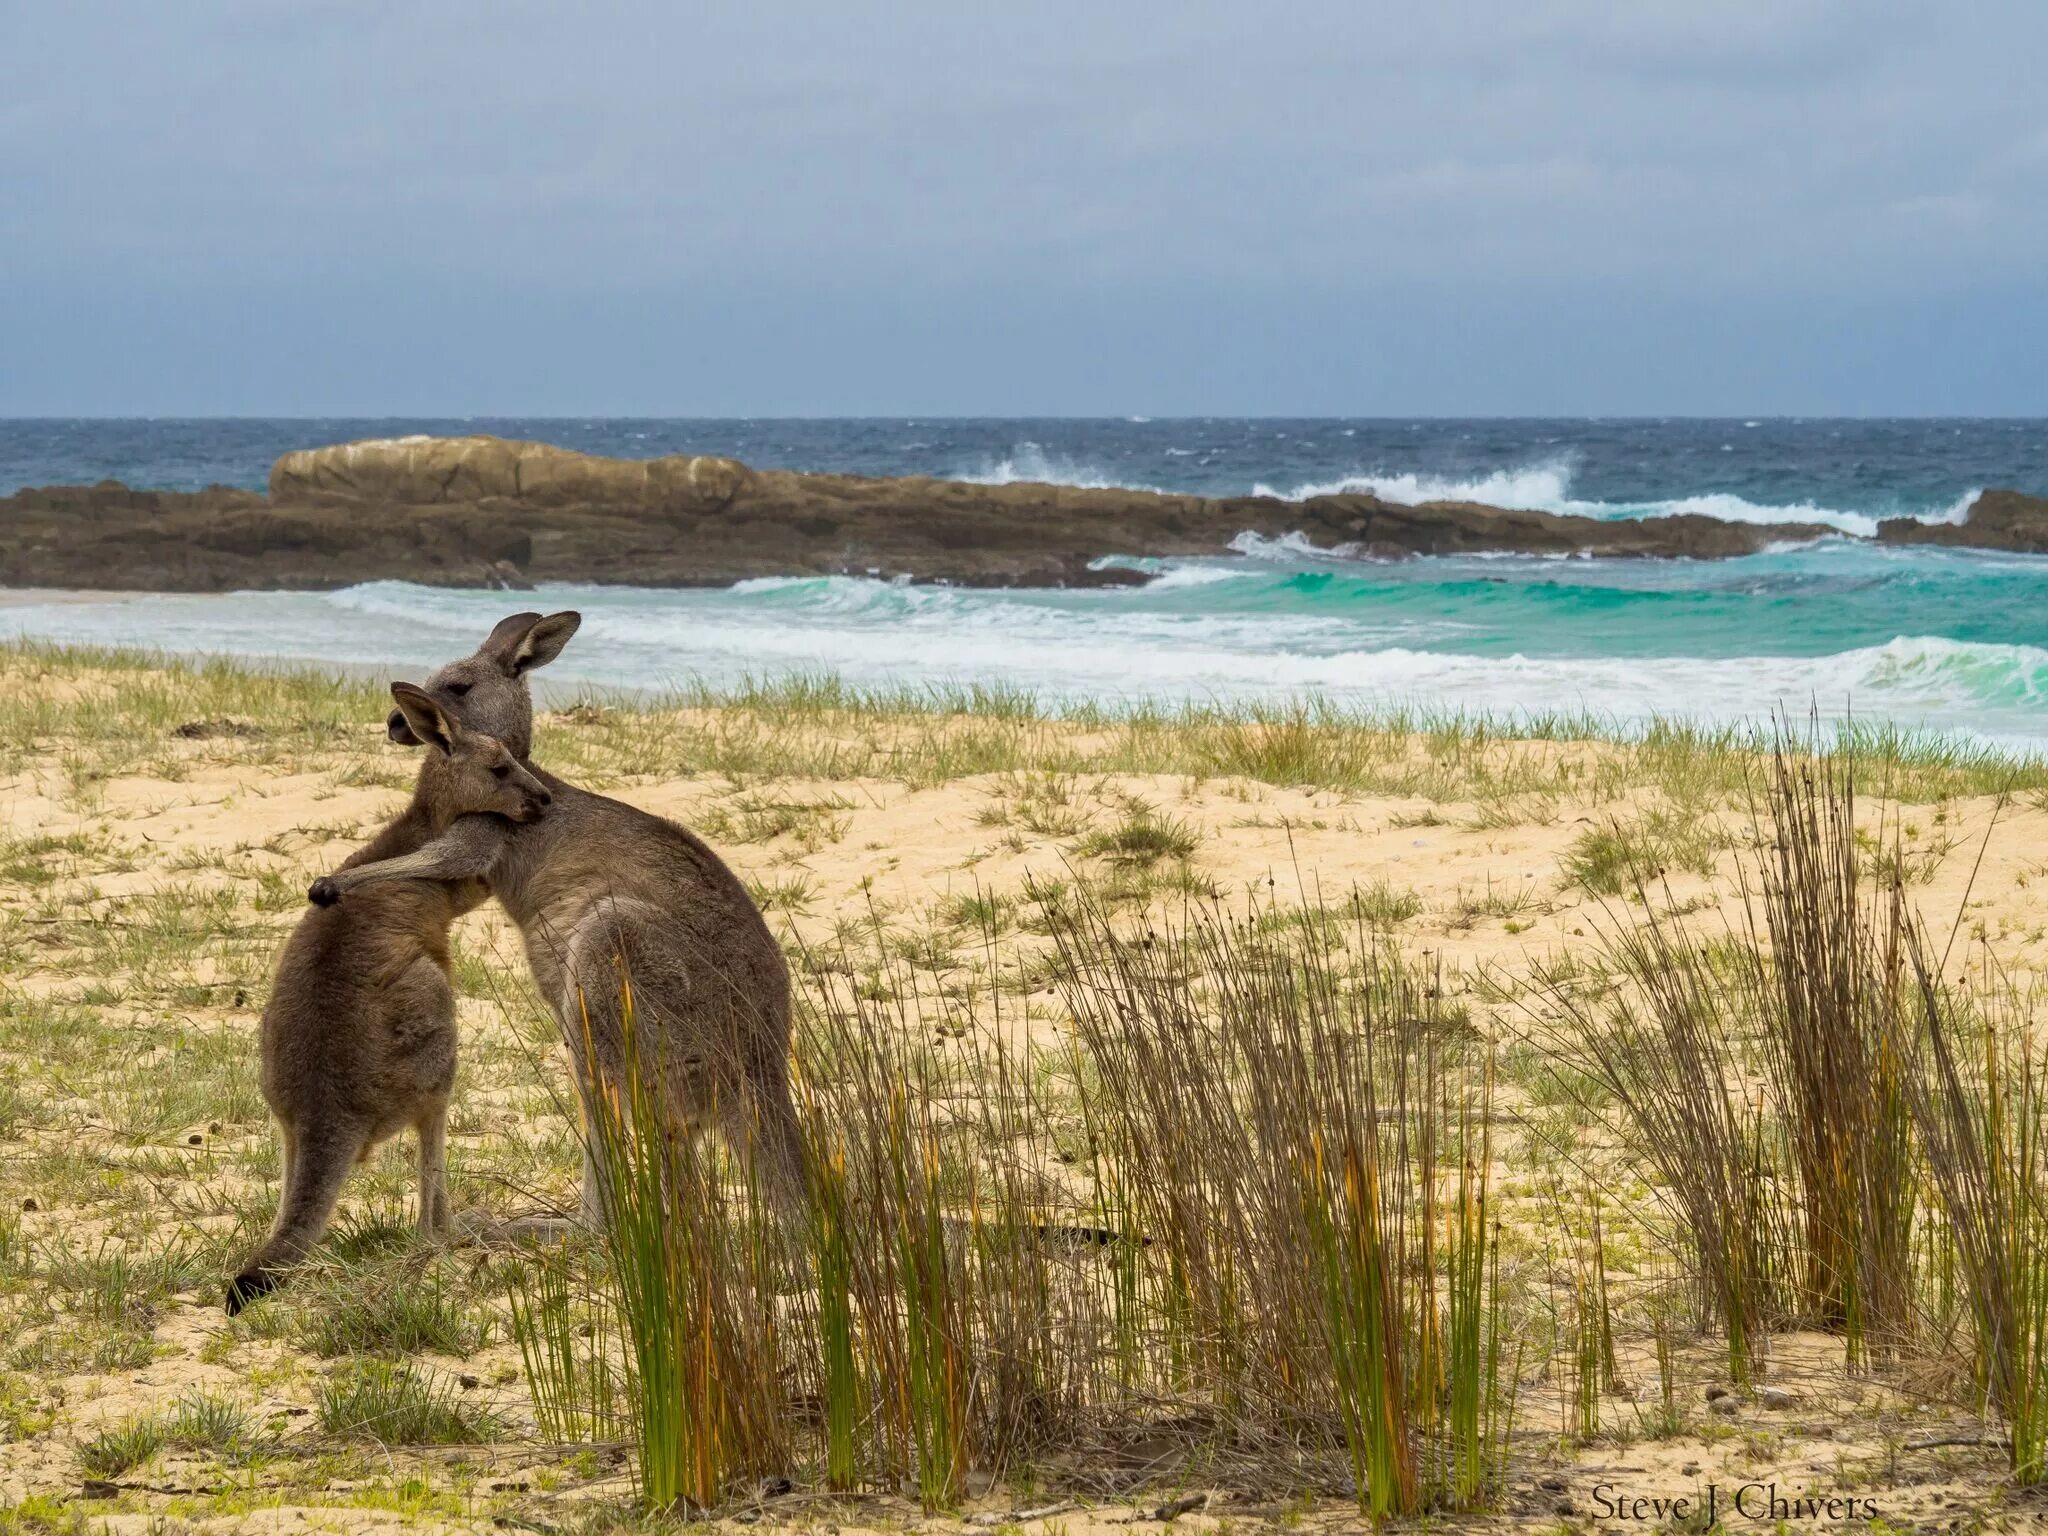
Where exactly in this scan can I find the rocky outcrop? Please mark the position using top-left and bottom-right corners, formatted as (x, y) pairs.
(1, 436), (2038, 593)
(1876, 489), (2048, 554)
(268, 435), (754, 511)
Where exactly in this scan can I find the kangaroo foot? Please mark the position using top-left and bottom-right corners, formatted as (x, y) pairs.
(224, 1270), (278, 1316)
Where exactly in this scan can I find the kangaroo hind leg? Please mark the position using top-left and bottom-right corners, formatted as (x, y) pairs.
(225, 1122), (364, 1315)
(416, 1099), (452, 1239)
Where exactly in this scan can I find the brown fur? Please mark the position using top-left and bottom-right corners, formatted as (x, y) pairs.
(326, 613), (807, 1218)
(223, 684), (551, 1314)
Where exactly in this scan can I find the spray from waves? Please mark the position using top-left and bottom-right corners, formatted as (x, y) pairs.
(956, 441), (1161, 493)
(1226, 530), (1365, 562)
(1252, 463), (1581, 514)
(1250, 461), (1983, 537)
(1119, 563), (1254, 591)
(954, 443), (1981, 535)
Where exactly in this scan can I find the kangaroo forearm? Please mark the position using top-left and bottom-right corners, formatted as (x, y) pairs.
(312, 817), (507, 901)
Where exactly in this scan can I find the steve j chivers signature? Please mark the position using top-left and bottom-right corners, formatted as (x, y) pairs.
(1592, 1481), (1881, 1524)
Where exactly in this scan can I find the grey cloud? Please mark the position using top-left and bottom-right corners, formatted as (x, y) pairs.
(4, 0), (2046, 411)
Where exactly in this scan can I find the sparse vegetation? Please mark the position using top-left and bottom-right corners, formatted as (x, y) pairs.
(1074, 804), (1201, 865)
(1561, 806), (1725, 895)
(317, 1360), (503, 1445)
(7, 641), (2048, 1531)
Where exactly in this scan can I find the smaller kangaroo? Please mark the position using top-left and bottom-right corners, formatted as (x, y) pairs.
(224, 682), (552, 1315)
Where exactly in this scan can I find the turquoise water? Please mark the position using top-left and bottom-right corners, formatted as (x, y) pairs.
(5, 418), (2047, 746)
(1121, 543), (2048, 658)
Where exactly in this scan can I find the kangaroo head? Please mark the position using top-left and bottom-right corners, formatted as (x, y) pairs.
(387, 611), (580, 759)
(390, 682), (554, 824)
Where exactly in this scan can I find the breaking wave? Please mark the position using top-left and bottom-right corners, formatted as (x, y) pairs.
(951, 443), (1981, 536)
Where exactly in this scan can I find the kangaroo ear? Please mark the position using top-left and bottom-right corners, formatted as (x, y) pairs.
(480, 611), (581, 675)
(390, 682), (457, 755)
(513, 611), (581, 674)
(479, 612), (543, 668)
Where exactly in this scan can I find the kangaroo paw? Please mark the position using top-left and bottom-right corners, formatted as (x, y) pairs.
(224, 1270), (278, 1316)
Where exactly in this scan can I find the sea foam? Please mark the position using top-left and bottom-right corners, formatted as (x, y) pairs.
(9, 578), (2048, 750)
(1250, 462), (1982, 538)
(950, 443), (1979, 537)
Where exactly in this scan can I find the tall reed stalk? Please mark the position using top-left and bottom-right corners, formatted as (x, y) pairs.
(1045, 886), (1512, 1519)
(504, 1249), (626, 1444)
(1534, 896), (1797, 1385)
(1749, 744), (1916, 1359)
(808, 1136), (859, 1492)
(1901, 936), (2048, 1483)
(578, 984), (790, 1510)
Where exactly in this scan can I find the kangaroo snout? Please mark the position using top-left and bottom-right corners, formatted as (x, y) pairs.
(517, 788), (551, 822)
(387, 708), (419, 745)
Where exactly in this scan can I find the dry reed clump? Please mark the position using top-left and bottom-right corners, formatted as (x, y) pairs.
(516, 888), (1517, 1521)
(1528, 729), (2048, 1487)
(519, 753), (2048, 1511)
(1746, 744), (1916, 1362)
(1900, 932), (2048, 1483)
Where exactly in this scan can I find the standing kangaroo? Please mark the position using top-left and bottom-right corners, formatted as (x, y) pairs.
(225, 683), (553, 1315)
(307, 612), (807, 1220)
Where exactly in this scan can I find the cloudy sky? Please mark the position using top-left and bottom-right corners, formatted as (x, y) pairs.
(6, 2), (2047, 414)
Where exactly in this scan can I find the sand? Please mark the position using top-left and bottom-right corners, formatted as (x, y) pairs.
(1, 660), (2040, 1531)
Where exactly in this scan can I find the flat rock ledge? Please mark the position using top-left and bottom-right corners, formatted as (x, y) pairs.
(3, 434), (2043, 592)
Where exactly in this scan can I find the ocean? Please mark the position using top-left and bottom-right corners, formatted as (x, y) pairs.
(5, 417), (2048, 747)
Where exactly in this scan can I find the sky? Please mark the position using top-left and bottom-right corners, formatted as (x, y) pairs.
(5, 1), (2048, 416)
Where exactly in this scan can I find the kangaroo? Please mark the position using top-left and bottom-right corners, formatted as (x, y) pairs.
(224, 682), (553, 1315)
(306, 612), (807, 1222)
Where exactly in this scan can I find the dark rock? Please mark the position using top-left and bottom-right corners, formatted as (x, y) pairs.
(5, 436), (2037, 595)
(484, 558), (534, 591)
(1878, 488), (2048, 553)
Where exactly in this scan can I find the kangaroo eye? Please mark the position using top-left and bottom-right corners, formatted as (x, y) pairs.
(447, 682), (473, 698)
(491, 763), (510, 779)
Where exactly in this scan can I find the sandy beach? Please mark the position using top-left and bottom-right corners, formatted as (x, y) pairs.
(3, 639), (2045, 1531)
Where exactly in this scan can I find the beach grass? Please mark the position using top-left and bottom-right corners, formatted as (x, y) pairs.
(4, 638), (2048, 1531)
(6, 636), (2045, 808)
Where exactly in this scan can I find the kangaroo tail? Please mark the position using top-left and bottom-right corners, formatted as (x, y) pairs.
(225, 1129), (360, 1315)
(746, 1087), (814, 1216)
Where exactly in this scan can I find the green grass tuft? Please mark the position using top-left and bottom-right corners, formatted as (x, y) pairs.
(316, 1361), (501, 1445)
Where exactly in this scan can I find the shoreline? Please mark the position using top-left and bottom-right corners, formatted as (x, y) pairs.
(9, 584), (2048, 756)
(6, 632), (2044, 778)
